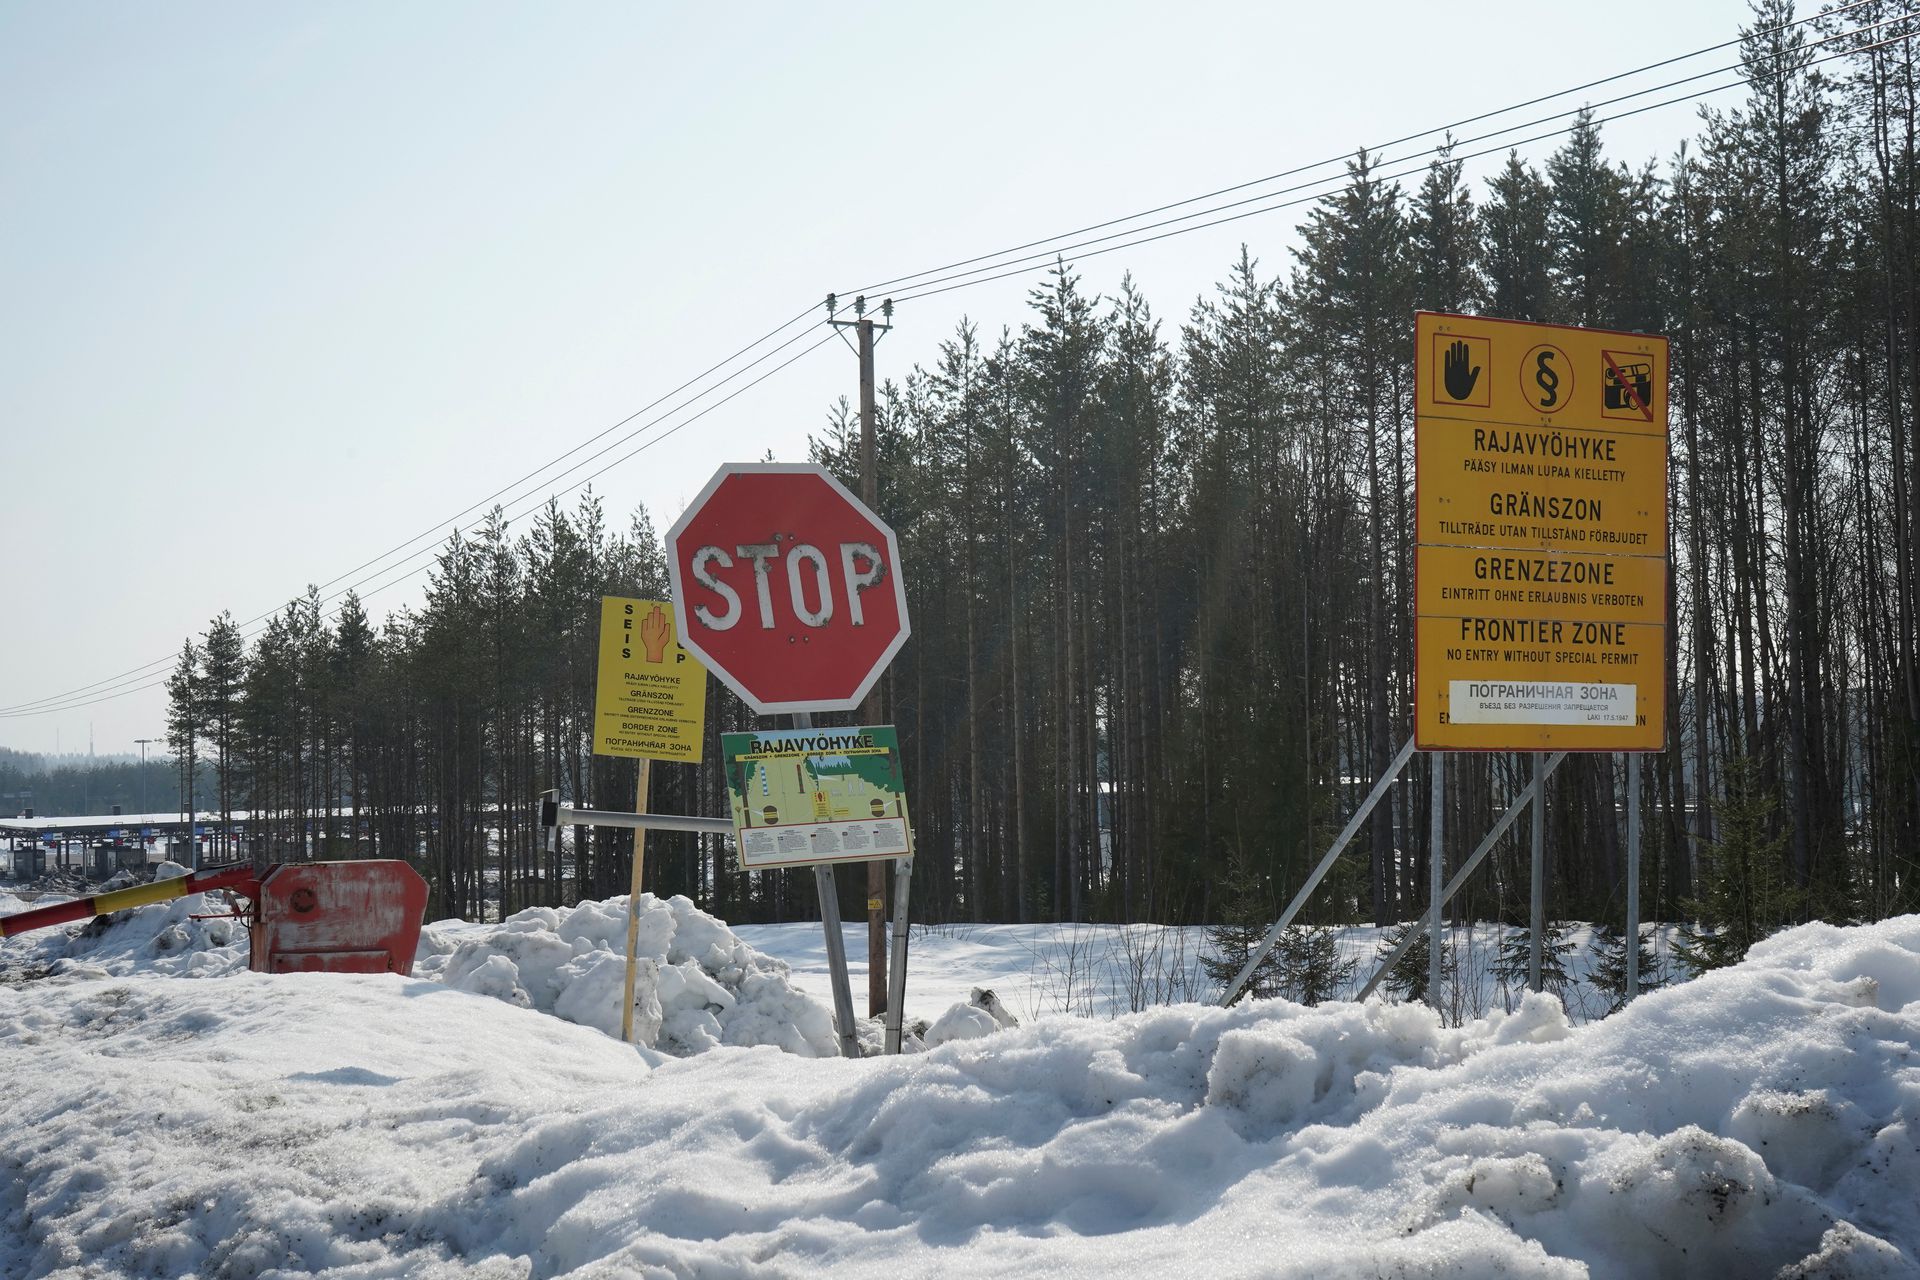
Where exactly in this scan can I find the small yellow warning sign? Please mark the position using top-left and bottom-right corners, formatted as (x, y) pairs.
(594, 597), (708, 762)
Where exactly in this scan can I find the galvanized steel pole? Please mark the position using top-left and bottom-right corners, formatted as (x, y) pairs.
(796, 710), (860, 1058)
(885, 856), (913, 1054)
(1529, 750), (1547, 993)
(1428, 751), (1445, 1010)
(1625, 752), (1641, 1007)
(1355, 751), (1565, 1001)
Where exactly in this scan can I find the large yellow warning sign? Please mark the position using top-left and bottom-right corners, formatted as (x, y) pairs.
(594, 597), (708, 762)
(1415, 312), (1668, 752)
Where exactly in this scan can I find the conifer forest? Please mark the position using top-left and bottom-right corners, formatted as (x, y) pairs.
(160, 6), (1920, 946)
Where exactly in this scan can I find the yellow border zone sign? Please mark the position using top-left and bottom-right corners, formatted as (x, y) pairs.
(594, 597), (708, 762)
(1415, 312), (1669, 752)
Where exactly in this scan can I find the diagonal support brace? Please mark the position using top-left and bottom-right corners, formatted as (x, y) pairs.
(1219, 736), (1417, 1007)
(1356, 751), (1567, 1001)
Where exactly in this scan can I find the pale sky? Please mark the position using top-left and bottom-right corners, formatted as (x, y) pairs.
(1, 0), (1762, 756)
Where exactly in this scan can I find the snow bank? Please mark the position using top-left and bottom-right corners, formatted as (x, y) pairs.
(413, 893), (843, 1058)
(0, 969), (651, 1279)
(0, 864), (246, 981)
(3, 914), (1918, 1276)
(0, 879), (904, 1061)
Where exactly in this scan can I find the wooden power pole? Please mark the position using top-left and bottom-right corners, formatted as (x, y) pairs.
(828, 293), (893, 1018)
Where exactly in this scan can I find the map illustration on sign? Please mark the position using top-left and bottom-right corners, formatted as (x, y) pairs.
(721, 726), (912, 870)
(1414, 311), (1669, 752)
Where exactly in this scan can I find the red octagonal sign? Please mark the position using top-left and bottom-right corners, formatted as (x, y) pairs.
(666, 463), (910, 715)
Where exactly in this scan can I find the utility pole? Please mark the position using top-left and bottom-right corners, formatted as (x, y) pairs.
(134, 738), (158, 817)
(827, 292), (893, 1018)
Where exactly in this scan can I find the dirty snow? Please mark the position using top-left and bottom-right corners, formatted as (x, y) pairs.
(3, 899), (1919, 1277)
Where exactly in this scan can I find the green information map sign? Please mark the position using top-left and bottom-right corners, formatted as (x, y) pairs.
(720, 725), (913, 871)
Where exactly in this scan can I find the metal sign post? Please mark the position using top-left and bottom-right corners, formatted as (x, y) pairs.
(1358, 751), (1566, 1000)
(1625, 751), (1641, 1003)
(1428, 751), (1445, 1009)
(884, 854), (913, 1054)
(793, 712), (861, 1059)
(1530, 750), (1547, 993)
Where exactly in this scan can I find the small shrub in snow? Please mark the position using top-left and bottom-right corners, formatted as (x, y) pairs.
(1275, 923), (1355, 1006)
(1493, 920), (1577, 1011)
(1202, 848), (1284, 1002)
(1589, 922), (1663, 1012)
(1376, 920), (1455, 1005)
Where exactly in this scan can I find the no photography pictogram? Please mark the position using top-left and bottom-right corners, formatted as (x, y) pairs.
(1601, 349), (1656, 422)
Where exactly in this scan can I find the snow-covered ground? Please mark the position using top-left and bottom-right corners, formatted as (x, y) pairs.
(3, 880), (1918, 1277)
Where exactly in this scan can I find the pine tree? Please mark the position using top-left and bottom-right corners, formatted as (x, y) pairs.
(1375, 921), (1455, 1004)
(1678, 756), (1800, 973)
(1203, 849), (1283, 1002)
(1493, 921), (1576, 1006)
(1289, 152), (1411, 926)
(1482, 151), (1554, 320)
(163, 639), (200, 832)
(1545, 108), (1630, 326)
(1409, 140), (1484, 313)
(332, 592), (375, 859)
(1589, 924), (1662, 1013)
(1276, 925), (1356, 1006)
(200, 611), (246, 860)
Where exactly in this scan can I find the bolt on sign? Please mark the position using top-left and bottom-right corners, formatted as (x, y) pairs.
(720, 726), (913, 870)
(593, 597), (708, 761)
(1415, 311), (1669, 752)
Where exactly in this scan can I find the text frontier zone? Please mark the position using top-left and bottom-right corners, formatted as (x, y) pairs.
(1453, 616), (1636, 652)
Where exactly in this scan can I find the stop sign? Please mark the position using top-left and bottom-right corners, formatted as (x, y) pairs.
(666, 463), (910, 714)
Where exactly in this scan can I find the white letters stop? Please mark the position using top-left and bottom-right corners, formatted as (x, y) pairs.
(689, 540), (886, 631)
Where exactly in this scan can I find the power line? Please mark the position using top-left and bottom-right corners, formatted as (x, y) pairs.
(0, 328), (843, 719)
(876, 11), (1911, 308)
(840, 0), (1880, 300)
(0, 310), (826, 716)
(2, 10), (1902, 720)
(333, 329), (842, 613)
(884, 28), (1908, 308)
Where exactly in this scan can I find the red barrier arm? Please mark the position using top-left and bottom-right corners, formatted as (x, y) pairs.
(0, 864), (259, 939)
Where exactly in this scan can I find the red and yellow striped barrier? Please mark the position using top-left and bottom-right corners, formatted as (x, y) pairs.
(0, 864), (257, 938)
